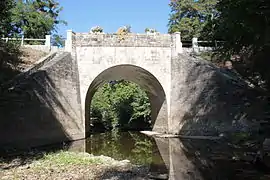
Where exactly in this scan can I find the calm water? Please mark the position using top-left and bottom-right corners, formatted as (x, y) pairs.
(83, 131), (270, 180)
(86, 131), (168, 178)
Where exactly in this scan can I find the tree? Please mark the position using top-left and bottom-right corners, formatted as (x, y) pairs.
(0, 0), (15, 37)
(51, 34), (65, 47)
(11, 0), (66, 38)
(90, 80), (151, 131)
(0, 0), (20, 69)
(168, 0), (217, 40)
(207, 0), (270, 90)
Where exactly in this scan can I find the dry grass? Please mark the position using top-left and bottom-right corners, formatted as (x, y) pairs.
(0, 46), (48, 84)
(16, 47), (48, 71)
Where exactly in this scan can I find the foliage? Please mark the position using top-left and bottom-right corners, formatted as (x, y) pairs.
(87, 132), (154, 165)
(145, 28), (158, 33)
(0, 0), (22, 72)
(144, 28), (150, 32)
(11, 0), (66, 38)
(125, 25), (132, 33)
(90, 80), (151, 131)
(0, 0), (16, 37)
(51, 34), (65, 47)
(129, 132), (153, 164)
(1, 0), (66, 46)
(116, 25), (131, 41)
(90, 26), (103, 33)
(171, 0), (270, 92)
(204, 0), (270, 91)
(0, 0), (65, 84)
(0, 41), (21, 68)
(117, 26), (131, 34)
(168, 0), (217, 40)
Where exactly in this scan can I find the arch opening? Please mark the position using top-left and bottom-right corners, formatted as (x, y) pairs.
(85, 64), (168, 136)
(90, 80), (152, 132)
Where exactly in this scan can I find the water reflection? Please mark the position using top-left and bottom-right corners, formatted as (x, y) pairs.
(70, 131), (270, 180)
(86, 131), (166, 167)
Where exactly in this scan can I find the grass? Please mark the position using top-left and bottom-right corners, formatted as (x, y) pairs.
(0, 151), (121, 180)
(31, 151), (106, 168)
(0, 46), (48, 86)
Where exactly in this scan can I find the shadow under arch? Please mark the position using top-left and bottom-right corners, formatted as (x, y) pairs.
(84, 64), (168, 136)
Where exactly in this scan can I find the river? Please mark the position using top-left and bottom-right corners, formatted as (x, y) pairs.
(81, 131), (270, 180)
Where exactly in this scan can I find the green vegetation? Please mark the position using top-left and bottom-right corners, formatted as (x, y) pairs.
(168, 0), (217, 40)
(0, 0), (15, 37)
(34, 151), (104, 167)
(0, 0), (65, 46)
(207, 0), (270, 91)
(90, 80), (151, 131)
(10, 0), (65, 39)
(0, 0), (65, 83)
(87, 132), (156, 165)
(169, 0), (270, 93)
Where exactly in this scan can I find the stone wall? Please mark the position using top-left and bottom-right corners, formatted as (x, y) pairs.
(74, 33), (172, 47)
(170, 53), (266, 135)
(1, 52), (57, 89)
(0, 52), (83, 151)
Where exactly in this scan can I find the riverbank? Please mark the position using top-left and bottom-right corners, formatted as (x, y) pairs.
(0, 151), (149, 180)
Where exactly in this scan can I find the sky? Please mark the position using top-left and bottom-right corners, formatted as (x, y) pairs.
(57, 0), (171, 37)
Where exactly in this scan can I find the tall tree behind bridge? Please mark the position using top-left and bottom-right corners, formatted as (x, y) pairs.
(11, 0), (66, 39)
(0, 0), (15, 37)
(207, 0), (270, 91)
(168, 0), (217, 40)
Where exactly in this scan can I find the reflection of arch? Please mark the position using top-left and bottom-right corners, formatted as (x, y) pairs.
(84, 64), (168, 136)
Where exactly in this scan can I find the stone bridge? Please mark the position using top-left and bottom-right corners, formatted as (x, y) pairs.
(66, 30), (183, 135)
(0, 30), (262, 150)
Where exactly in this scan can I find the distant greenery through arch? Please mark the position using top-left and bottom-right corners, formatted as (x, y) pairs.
(90, 80), (152, 132)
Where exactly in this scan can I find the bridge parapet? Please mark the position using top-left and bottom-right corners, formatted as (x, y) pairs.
(65, 30), (182, 56)
(73, 33), (173, 47)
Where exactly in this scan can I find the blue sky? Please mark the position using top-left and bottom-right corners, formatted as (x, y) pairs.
(57, 0), (171, 37)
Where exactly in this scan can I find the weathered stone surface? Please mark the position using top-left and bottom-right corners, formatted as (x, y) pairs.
(170, 53), (265, 135)
(74, 33), (172, 47)
(77, 45), (172, 134)
(0, 52), (83, 151)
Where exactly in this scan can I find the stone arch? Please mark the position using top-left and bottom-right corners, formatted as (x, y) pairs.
(84, 64), (168, 136)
